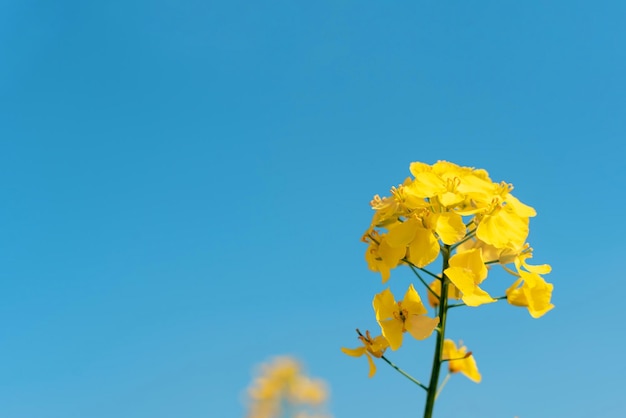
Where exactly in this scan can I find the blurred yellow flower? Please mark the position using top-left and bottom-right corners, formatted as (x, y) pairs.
(245, 357), (331, 418)
(373, 285), (439, 350)
(442, 340), (481, 383)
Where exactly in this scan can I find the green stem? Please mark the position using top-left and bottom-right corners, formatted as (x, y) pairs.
(418, 267), (440, 280)
(450, 228), (476, 251)
(403, 258), (440, 281)
(423, 245), (451, 418)
(404, 260), (439, 301)
(380, 355), (428, 391)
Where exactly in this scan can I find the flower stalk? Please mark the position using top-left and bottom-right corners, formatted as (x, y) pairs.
(380, 355), (428, 391)
(423, 244), (451, 418)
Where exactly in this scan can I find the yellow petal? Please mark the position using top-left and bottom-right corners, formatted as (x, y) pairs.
(448, 249), (488, 283)
(377, 239), (406, 282)
(341, 347), (377, 378)
(386, 218), (419, 247)
(410, 172), (446, 198)
(365, 352), (377, 378)
(443, 340), (481, 383)
(444, 267), (476, 295)
(432, 160), (462, 175)
(526, 263), (552, 275)
(521, 271), (554, 318)
(407, 226), (439, 267)
(367, 334), (390, 357)
(515, 251), (552, 275)
(373, 288), (397, 321)
(379, 318), (404, 351)
(459, 354), (481, 383)
(442, 339), (458, 360)
(401, 284), (427, 315)
(434, 212), (467, 245)
(364, 231), (407, 283)
(461, 287), (495, 307)
(341, 346), (366, 357)
(457, 172), (497, 202)
(477, 206), (529, 250)
(409, 161), (432, 177)
(505, 278), (527, 306)
(506, 273), (554, 318)
(445, 264), (494, 307)
(505, 194), (536, 217)
(405, 315), (439, 340)
(439, 191), (465, 207)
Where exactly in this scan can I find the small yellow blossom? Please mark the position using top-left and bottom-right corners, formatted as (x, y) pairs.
(363, 230), (406, 283)
(341, 330), (389, 377)
(407, 161), (485, 208)
(386, 216), (440, 268)
(370, 179), (429, 228)
(513, 244), (552, 275)
(475, 194), (535, 251)
(444, 249), (495, 307)
(442, 340), (481, 383)
(373, 285), (439, 350)
(506, 270), (554, 318)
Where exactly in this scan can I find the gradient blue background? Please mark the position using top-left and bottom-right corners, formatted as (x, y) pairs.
(1, 1), (625, 417)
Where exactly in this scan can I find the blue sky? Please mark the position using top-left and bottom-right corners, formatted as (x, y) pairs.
(1, 1), (625, 417)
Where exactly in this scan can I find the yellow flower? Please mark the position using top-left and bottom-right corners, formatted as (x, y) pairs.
(245, 357), (330, 418)
(341, 330), (389, 378)
(385, 216), (440, 268)
(442, 340), (481, 383)
(407, 161), (473, 208)
(373, 285), (439, 350)
(512, 244), (552, 275)
(370, 179), (429, 228)
(363, 230), (406, 283)
(475, 193), (536, 251)
(407, 160), (501, 212)
(506, 270), (554, 318)
(444, 249), (495, 307)
(288, 376), (327, 405)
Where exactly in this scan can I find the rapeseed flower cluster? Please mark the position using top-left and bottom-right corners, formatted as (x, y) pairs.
(362, 160), (553, 317)
(344, 160), (554, 417)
